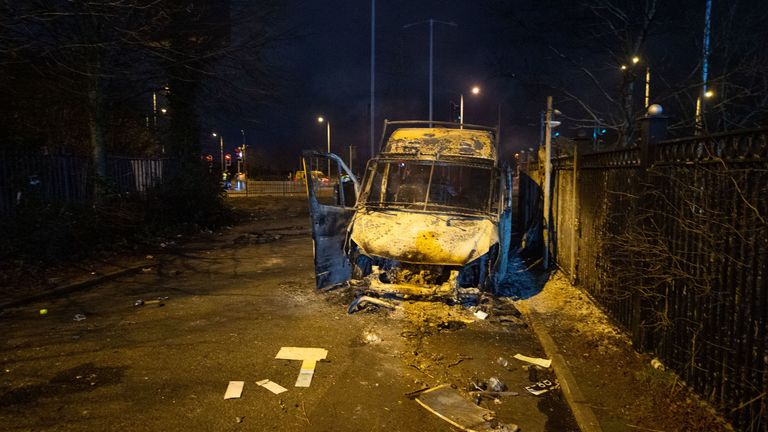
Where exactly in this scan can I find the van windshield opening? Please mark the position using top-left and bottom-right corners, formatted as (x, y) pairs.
(364, 161), (494, 213)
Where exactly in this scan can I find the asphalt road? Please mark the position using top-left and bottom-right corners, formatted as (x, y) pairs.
(0, 197), (578, 431)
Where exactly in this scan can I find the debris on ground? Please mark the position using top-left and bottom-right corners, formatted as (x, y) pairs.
(275, 347), (328, 387)
(415, 384), (519, 432)
(256, 379), (288, 395)
(235, 416), (244, 423)
(524, 379), (560, 396)
(134, 296), (168, 307)
(362, 330), (382, 344)
(496, 357), (509, 368)
(73, 314), (87, 321)
(470, 390), (520, 398)
(347, 295), (400, 314)
(224, 381), (244, 399)
(487, 377), (508, 392)
(233, 232), (282, 245)
(39, 308), (48, 315)
(446, 354), (472, 367)
(650, 358), (665, 371)
(473, 310), (489, 320)
(141, 267), (153, 273)
(513, 353), (552, 368)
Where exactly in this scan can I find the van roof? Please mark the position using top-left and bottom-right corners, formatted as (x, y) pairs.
(383, 128), (496, 160)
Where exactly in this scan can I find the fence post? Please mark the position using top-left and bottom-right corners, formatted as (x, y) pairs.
(569, 144), (579, 283)
(638, 105), (669, 169)
(635, 105), (668, 349)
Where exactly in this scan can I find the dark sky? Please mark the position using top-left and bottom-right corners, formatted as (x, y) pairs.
(205, 0), (535, 173)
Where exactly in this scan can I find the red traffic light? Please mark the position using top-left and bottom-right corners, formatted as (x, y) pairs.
(204, 154), (213, 162)
(225, 154), (232, 160)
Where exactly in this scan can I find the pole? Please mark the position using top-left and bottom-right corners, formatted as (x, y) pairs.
(497, 103), (501, 157)
(402, 19), (455, 126)
(695, 0), (712, 132)
(152, 92), (157, 127)
(459, 93), (464, 128)
(644, 67), (651, 109)
(349, 145), (353, 171)
(429, 19), (434, 125)
(326, 121), (331, 178)
(219, 136), (224, 173)
(241, 129), (247, 177)
(370, 0), (376, 162)
(543, 96), (553, 270)
(569, 144), (578, 282)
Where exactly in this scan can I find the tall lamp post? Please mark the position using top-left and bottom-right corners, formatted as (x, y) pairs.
(317, 116), (331, 178)
(403, 19), (457, 125)
(212, 132), (224, 172)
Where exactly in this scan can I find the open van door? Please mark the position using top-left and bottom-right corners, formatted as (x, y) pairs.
(302, 151), (360, 289)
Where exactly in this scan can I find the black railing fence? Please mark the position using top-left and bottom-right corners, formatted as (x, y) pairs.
(518, 123), (767, 431)
(0, 152), (176, 216)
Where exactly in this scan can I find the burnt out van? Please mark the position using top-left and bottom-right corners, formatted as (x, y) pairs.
(303, 120), (514, 301)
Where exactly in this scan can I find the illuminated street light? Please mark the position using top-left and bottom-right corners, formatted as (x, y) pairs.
(460, 86), (481, 129)
(317, 116), (331, 178)
(704, 89), (714, 98)
(212, 132), (218, 137)
(160, 108), (167, 114)
(620, 65), (628, 70)
(632, 56), (640, 64)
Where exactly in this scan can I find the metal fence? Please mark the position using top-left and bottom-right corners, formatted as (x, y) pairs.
(0, 152), (175, 216)
(226, 180), (335, 198)
(518, 126), (768, 431)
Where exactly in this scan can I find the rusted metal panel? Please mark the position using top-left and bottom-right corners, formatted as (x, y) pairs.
(350, 210), (498, 266)
(384, 128), (496, 161)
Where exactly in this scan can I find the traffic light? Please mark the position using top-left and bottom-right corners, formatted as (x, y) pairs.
(225, 154), (232, 167)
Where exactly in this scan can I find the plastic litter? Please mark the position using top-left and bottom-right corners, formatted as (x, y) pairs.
(488, 377), (508, 392)
(473, 310), (489, 320)
(650, 358), (665, 371)
(73, 314), (86, 321)
(39, 309), (48, 315)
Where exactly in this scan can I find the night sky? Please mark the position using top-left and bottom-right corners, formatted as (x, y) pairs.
(205, 1), (531, 173)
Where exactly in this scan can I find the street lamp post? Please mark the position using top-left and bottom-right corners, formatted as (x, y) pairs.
(317, 116), (331, 178)
(212, 132), (224, 172)
(403, 19), (457, 125)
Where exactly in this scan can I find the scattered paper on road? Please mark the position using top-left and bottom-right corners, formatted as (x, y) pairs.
(513, 353), (552, 368)
(275, 347), (328, 388)
(275, 347), (328, 361)
(256, 379), (288, 394)
(224, 381), (244, 399)
(473, 310), (488, 320)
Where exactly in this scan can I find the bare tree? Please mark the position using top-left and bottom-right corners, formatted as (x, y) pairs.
(0, 0), (287, 198)
(493, 0), (768, 145)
